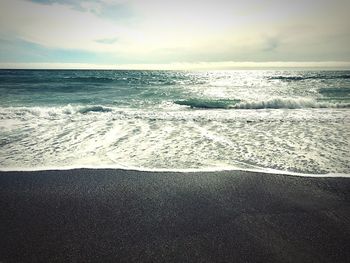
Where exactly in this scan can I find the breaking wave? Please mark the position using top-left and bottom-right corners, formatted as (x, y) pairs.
(0, 105), (113, 119)
(174, 99), (240, 109)
(1, 98), (349, 123)
(233, 98), (350, 109)
(78, 106), (112, 114)
(175, 98), (350, 109)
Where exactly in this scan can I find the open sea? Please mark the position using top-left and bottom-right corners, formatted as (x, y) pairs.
(0, 69), (349, 175)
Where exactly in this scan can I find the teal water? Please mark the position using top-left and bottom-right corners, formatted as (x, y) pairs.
(1, 70), (349, 174)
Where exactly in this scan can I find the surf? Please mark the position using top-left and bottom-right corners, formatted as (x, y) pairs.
(175, 98), (350, 109)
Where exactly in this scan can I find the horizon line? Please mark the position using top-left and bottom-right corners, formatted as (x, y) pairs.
(1, 61), (350, 70)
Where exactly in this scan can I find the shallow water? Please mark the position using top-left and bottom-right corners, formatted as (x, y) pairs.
(1, 70), (349, 174)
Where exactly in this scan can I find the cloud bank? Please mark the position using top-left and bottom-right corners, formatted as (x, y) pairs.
(0, 0), (349, 68)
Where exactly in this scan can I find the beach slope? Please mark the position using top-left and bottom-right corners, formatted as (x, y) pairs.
(0, 169), (349, 262)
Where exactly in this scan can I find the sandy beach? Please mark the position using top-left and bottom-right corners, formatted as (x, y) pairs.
(0, 169), (349, 262)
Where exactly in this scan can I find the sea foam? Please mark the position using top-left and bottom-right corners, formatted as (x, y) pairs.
(1, 69), (349, 175)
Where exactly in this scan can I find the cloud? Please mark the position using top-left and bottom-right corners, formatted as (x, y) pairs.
(0, 0), (349, 65)
(262, 36), (281, 52)
(95, 37), (119, 44)
(0, 37), (111, 63)
(0, 0), (131, 52)
(27, 0), (133, 20)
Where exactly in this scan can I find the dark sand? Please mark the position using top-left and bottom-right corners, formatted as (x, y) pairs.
(0, 169), (349, 262)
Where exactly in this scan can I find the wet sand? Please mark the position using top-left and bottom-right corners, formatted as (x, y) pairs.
(0, 169), (349, 262)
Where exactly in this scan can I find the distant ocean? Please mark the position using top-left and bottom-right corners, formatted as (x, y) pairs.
(0, 69), (349, 175)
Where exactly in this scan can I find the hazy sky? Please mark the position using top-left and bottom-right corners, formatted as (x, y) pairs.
(0, 0), (349, 69)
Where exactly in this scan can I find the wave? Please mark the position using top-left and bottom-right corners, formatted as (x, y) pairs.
(175, 98), (350, 109)
(63, 76), (177, 86)
(174, 99), (240, 109)
(0, 105), (114, 119)
(1, 98), (349, 124)
(268, 74), (350, 81)
(77, 106), (112, 114)
(64, 76), (116, 83)
(233, 98), (350, 109)
(268, 76), (306, 81)
(318, 87), (350, 95)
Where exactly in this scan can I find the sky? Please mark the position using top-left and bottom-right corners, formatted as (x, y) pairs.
(0, 0), (349, 69)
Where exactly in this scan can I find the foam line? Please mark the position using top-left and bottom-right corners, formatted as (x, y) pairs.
(1, 165), (349, 178)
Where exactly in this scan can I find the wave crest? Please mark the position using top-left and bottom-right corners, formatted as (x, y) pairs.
(175, 98), (350, 109)
(78, 106), (112, 114)
(174, 99), (240, 109)
(235, 98), (318, 109)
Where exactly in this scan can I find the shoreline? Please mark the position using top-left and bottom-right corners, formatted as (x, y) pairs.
(1, 168), (349, 262)
(1, 166), (349, 178)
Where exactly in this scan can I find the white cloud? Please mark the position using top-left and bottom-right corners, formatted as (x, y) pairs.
(0, 0), (129, 52)
(0, 0), (349, 63)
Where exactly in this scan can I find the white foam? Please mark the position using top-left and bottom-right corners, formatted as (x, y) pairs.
(1, 106), (349, 175)
(1, 164), (349, 178)
(233, 98), (350, 109)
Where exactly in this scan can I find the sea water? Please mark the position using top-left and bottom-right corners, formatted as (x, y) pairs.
(0, 70), (349, 175)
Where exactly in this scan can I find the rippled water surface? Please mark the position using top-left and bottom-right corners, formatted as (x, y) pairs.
(1, 70), (349, 174)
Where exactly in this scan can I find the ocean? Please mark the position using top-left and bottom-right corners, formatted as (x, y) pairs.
(0, 69), (349, 175)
